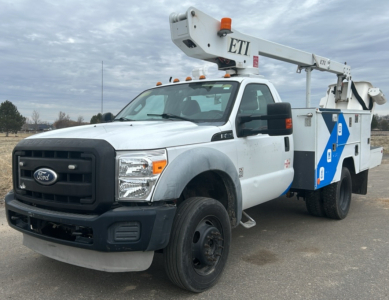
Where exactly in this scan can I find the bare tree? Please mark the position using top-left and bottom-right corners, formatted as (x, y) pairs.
(77, 115), (84, 125)
(57, 111), (65, 121)
(31, 110), (40, 132)
(22, 117), (31, 132)
(54, 111), (71, 129)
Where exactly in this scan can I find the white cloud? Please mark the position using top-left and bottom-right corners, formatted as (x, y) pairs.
(0, 0), (388, 123)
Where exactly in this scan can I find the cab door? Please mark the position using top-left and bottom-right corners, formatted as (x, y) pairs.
(235, 83), (293, 209)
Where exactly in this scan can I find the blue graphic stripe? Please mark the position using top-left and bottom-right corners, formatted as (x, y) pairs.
(280, 182), (293, 196)
(315, 113), (350, 189)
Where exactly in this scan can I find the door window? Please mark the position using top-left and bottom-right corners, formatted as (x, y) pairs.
(237, 84), (275, 131)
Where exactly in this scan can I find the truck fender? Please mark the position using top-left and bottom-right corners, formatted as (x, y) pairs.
(153, 147), (242, 225)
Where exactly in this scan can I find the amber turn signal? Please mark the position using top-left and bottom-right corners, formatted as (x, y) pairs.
(153, 160), (167, 175)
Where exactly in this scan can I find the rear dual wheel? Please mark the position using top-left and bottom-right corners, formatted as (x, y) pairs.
(305, 190), (326, 217)
(164, 197), (231, 292)
(322, 167), (352, 220)
(305, 167), (352, 220)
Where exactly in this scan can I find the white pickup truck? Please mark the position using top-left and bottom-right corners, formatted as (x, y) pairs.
(5, 7), (386, 293)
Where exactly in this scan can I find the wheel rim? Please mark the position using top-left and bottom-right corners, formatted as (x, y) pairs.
(339, 177), (350, 211)
(191, 216), (224, 276)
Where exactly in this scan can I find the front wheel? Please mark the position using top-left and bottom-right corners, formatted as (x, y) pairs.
(322, 167), (352, 220)
(164, 197), (231, 292)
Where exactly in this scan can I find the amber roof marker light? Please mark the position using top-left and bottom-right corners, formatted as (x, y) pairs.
(218, 17), (233, 37)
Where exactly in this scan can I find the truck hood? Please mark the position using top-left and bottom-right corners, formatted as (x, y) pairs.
(28, 121), (221, 150)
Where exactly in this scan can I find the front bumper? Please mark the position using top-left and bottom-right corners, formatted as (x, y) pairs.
(5, 191), (176, 252)
(23, 234), (154, 272)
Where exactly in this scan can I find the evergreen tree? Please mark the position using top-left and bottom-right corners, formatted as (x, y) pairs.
(90, 113), (103, 124)
(0, 100), (26, 137)
(371, 114), (379, 130)
(381, 120), (389, 131)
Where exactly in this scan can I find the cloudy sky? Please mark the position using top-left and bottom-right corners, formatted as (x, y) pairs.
(1, 0), (388, 123)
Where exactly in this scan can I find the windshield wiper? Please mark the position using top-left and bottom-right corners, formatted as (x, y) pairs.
(147, 113), (197, 124)
(113, 117), (134, 122)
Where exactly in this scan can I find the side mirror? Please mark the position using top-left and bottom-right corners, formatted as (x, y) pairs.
(267, 102), (293, 136)
(237, 102), (292, 137)
(102, 112), (114, 123)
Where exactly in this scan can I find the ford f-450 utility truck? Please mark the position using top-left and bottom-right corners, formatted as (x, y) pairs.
(5, 7), (386, 292)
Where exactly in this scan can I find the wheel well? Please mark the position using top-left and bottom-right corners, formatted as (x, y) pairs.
(342, 157), (368, 194)
(178, 171), (238, 227)
(342, 157), (355, 176)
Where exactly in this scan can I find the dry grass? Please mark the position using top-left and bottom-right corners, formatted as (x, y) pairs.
(0, 132), (388, 201)
(371, 131), (389, 154)
(0, 133), (34, 201)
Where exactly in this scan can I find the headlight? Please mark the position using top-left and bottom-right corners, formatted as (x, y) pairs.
(116, 149), (167, 201)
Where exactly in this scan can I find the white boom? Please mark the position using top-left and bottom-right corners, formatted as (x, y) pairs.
(170, 7), (353, 107)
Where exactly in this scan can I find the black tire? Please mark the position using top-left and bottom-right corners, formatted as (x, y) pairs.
(322, 167), (352, 220)
(164, 197), (231, 293)
(305, 190), (326, 217)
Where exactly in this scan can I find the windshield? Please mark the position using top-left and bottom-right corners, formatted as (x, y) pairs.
(114, 81), (239, 124)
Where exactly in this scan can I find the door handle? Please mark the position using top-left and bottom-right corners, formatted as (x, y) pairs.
(284, 137), (290, 152)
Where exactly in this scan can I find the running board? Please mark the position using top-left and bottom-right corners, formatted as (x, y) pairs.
(240, 211), (256, 229)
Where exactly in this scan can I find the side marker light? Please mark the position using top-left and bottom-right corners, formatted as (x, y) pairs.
(153, 160), (167, 175)
(285, 118), (293, 129)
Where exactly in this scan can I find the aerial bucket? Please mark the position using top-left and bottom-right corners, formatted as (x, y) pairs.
(319, 81), (386, 114)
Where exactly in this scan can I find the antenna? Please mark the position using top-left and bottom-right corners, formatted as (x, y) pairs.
(101, 61), (104, 114)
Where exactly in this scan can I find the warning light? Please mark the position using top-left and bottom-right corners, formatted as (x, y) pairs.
(186, 77), (192, 81)
(220, 18), (232, 31)
(173, 78), (180, 83)
(217, 17), (233, 37)
(199, 75), (206, 80)
(285, 118), (293, 129)
(224, 73), (231, 78)
(156, 82), (162, 86)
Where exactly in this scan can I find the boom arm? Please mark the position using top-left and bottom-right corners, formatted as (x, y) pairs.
(170, 7), (352, 106)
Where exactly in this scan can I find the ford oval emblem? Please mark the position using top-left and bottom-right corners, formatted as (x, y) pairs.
(33, 168), (58, 185)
